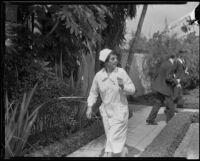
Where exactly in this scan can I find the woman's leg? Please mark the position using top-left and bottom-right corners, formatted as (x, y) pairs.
(120, 146), (128, 157)
(103, 152), (112, 157)
(101, 110), (128, 157)
(101, 116), (113, 156)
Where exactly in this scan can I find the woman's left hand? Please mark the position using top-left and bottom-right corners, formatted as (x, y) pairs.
(86, 106), (92, 119)
(117, 77), (124, 89)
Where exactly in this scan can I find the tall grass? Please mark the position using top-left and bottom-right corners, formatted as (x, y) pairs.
(4, 84), (43, 158)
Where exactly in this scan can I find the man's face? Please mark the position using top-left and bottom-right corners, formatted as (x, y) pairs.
(107, 54), (118, 69)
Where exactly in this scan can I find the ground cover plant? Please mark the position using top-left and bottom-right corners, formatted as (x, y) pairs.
(140, 112), (199, 157)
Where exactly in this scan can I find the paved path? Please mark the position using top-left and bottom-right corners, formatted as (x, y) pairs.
(174, 123), (199, 159)
(67, 104), (199, 157)
(67, 105), (167, 157)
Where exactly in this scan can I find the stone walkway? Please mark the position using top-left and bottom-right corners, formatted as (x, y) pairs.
(67, 105), (167, 157)
(67, 104), (199, 157)
(174, 123), (199, 159)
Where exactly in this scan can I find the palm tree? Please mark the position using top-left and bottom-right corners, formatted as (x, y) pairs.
(94, 5), (137, 73)
(125, 4), (148, 74)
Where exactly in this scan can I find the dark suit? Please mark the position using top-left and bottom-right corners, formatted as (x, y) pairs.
(152, 60), (177, 96)
(173, 58), (187, 106)
(175, 58), (187, 80)
(146, 59), (177, 123)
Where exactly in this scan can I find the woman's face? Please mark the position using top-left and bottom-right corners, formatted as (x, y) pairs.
(106, 54), (118, 70)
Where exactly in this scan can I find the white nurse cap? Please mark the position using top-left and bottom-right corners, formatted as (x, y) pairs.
(99, 48), (112, 62)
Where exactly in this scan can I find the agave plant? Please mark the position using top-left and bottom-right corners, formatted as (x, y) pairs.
(4, 84), (44, 158)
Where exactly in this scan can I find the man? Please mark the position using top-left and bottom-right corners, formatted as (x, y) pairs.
(146, 54), (178, 125)
(173, 52), (189, 109)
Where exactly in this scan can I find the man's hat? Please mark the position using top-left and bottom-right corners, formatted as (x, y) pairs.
(99, 48), (112, 62)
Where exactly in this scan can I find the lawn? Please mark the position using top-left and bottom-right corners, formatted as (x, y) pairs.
(140, 87), (199, 157)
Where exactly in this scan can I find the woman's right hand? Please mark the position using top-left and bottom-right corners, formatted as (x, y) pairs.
(86, 106), (92, 119)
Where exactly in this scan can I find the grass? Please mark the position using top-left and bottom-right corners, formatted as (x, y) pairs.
(132, 87), (199, 157)
(181, 88), (199, 109)
(140, 112), (199, 157)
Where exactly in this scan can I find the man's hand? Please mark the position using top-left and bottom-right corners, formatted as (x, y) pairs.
(185, 67), (189, 75)
(176, 79), (180, 84)
(86, 106), (92, 119)
(176, 79), (181, 88)
(185, 70), (189, 75)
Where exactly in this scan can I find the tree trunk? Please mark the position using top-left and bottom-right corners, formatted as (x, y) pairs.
(125, 4), (148, 74)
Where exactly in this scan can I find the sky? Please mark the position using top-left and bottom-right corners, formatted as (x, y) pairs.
(125, 2), (199, 42)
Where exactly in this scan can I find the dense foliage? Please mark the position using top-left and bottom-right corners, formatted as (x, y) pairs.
(5, 85), (43, 158)
(5, 4), (136, 98)
(4, 3), (137, 155)
(128, 30), (199, 89)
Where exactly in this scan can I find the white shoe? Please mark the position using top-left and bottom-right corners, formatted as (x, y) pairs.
(121, 147), (128, 157)
(102, 152), (112, 157)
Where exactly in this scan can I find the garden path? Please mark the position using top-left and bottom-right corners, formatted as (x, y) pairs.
(174, 87), (199, 159)
(67, 105), (167, 157)
(174, 123), (199, 159)
(27, 88), (199, 157)
(67, 88), (199, 157)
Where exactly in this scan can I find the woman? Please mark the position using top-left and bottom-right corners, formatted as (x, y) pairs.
(86, 48), (136, 157)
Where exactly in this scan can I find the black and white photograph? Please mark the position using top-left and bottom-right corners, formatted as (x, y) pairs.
(2, 0), (199, 159)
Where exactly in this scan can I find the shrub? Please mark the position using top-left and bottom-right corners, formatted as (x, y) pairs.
(191, 112), (199, 123)
(27, 81), (88, 146)
(143, 31), (199, 90)
(25, 119), (104, 157)
(4, 84), (43, 158)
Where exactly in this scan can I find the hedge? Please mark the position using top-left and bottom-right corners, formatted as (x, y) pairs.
(140, 112), (198, 157)
(26, 120), (104, 157)
(26, 105), (134, 157)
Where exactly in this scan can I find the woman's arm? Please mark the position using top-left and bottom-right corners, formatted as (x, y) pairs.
(120, 69), (136, 95)
(87, 75), (99, 108)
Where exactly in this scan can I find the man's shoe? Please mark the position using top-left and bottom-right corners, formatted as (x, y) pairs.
(146, 121), (158, 125)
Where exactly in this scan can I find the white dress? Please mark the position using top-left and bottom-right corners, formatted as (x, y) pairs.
(87, 67), (135, 153)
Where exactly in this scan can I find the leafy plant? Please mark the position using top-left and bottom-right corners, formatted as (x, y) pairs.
(4, 84), (43, 158)
(4, 4), (138, 149)
(142, 31), (199, 89)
